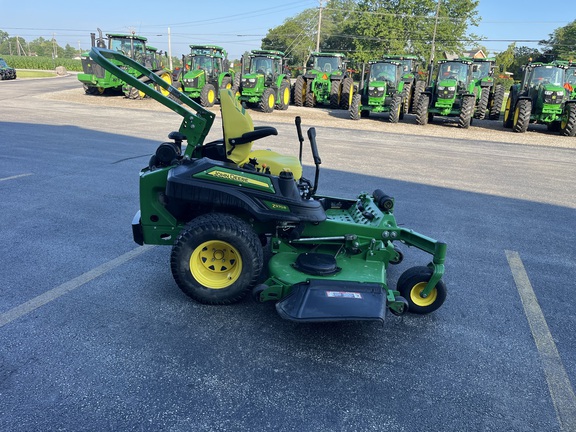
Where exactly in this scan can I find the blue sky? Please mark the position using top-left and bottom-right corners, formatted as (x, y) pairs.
(0, 0), (573, 59)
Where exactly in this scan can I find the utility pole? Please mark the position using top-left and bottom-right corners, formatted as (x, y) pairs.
(428, 0), (442, 85)
(16, 36), (21, 56)
(168, 27), (173, 70)
(316, 0), (323, 52)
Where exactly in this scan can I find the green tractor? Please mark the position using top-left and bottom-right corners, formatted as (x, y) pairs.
(414, 59), (476, 128)
(461, 57), (505, 120)
(293, 52), (355, 109)
(175, 45), (236, 107)
(382, 54), (425, 114)
(237, 49), (291, 113)
(503, 62), (576, 136)
(78, 28), (172, 98)
(0, 57), (16, 80)
(349, 60), (406, 123)
(90, 47), (449, 323)
(565, 62), (576, 100)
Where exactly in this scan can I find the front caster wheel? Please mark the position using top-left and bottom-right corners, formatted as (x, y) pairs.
(171, 213), (263, 305)
(397, 266), (447, 314)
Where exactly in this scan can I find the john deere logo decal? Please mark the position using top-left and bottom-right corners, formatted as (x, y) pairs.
(199, 169), (274, 192)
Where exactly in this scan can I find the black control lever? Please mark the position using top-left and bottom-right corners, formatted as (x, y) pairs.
(307, 127), (321, 196)
(295, 116), (305, 163)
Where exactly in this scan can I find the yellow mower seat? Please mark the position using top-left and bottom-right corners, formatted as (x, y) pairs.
(220, 89), (302, 179)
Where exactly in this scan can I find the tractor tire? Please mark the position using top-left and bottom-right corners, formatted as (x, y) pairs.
(340, 77), (355, 109)
(170, 213), (264, 305)
(154, 70), (172, 97)
(127, 85), (145, 100)
(474, 87), (490, 119)
(458, 95), (474, 128)
(397, 266), (447, 315)
(401, 82), (412, 115)
(231, 73), (241, 96)
(415, 94), (430, 125)
(84, 85), (98, 95)
(294, 76), (306, 107)
(503, 95), (514, 128)
(305, 81), (315, 108)
(412, 80), (426, 113)
(329, 81), (341, 109)
(276, 80), (291, 110)
(489, 84), (505, 120)
(259, 87), (275, 113)
(220, 76), (232, 91)
(349, 93), (361, 120)
(388, 94), (402, 123)
(512, 99), (531, 133)
(200, 84), (216, 107)
(560, 102), (576, 137)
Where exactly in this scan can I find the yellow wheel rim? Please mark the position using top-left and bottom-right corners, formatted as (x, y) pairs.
(190, 240), (242, 289)
(513, 105), (520, 125)
(208, 89), (216, 104)
(159, 72), (172, 97)
(504, 97), (511, 121)
(97, 87), (105, 95)
(283, 87), (290, 105)
(410, 282), (437, 307)
(268, 93), (275, 109)
(348, 84), (354, 107)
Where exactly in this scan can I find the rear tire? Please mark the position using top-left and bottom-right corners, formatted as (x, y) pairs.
(415, 94), (430, 125)
(294, 76), (306, 107)
(474, 87), (489, 119)
(329, 80), (341, 109)
(388, 94), (402, 123)
(305, 81), (315, 108)
(340, 77), (355, 109)
(170, 213), (263, 305)
(349, 93), (361, 120)
(489, 84), (504, 120)
(412, 80), (425, 113)
(513, 99), (531, 133)
(561, 102), (576, 136)
(503, 94), (514, 128)
(402, 82), (412, 115)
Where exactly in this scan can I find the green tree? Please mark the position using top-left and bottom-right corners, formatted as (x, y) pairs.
(540, 19), (576, 60)
(495, 43), (515, 73)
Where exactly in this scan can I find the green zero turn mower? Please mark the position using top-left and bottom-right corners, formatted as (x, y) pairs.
(91, 47), (448, 323)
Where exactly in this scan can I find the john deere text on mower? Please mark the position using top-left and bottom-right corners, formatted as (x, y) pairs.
(90, 47), (448, 323)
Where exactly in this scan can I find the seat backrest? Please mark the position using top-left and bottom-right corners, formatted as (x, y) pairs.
(220, 89), (254, 164)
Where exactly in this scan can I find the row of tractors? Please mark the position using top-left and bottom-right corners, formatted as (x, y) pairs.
(351, 56), (576, 137)
(77, 30), (576, 136)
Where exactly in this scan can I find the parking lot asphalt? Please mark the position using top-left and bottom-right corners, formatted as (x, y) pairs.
(1, 76), (575, 431)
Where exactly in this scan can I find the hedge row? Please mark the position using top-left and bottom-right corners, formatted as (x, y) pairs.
(1, 55), (82, 72)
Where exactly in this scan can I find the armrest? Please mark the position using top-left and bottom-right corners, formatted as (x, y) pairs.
(229, 126), (278, 145)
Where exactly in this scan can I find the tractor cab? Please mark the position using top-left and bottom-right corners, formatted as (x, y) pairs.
(247, 50), (284, 86)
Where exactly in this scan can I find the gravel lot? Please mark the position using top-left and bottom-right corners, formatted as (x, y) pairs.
(42, 86), (576, 150)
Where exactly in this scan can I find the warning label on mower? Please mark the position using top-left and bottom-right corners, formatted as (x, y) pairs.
(326, 291), (363, 299)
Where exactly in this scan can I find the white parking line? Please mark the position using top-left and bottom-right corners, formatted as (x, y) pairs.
(0, 173), (33, 182)
(506, 250), (576, 432)
(0, 245), (153, 328)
